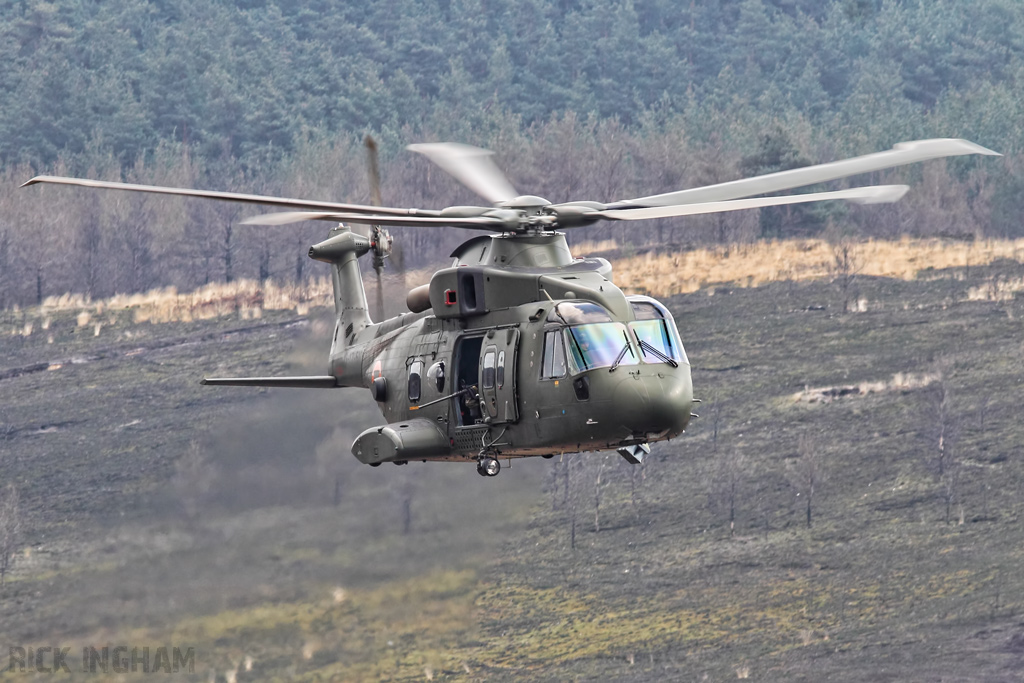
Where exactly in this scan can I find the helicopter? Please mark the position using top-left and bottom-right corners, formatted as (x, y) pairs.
(23, 138), (998, 477)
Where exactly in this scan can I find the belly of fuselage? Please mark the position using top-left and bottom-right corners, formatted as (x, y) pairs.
(434, 360), (693, 459)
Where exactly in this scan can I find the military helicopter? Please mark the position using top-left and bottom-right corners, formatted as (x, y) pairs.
(23, 138), (997, 477)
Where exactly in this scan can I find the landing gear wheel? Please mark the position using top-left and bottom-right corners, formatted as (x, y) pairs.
(477, 457), (501, 477)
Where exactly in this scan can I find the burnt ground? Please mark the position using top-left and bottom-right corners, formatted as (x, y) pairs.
(2, 261), (1024, 681)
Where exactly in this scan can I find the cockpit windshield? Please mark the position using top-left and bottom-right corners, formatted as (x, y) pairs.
(566, 323), (637, 371)
(628, 297), (688, 365)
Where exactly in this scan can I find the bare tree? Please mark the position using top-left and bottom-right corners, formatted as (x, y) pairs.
(916, 361), (971, 523)
(565, 455), (582, 551)
(627, 454), (647, 521)
(173, 441), (216, 524)
(593, 453), (612, 533)
(977, 394), (992, 433)
(787, 435), (826, 529)
(711, 398), (724, 454)
(400, 481), (414, 535)
(0, 227), (10, 310)
(546, 459), (563, 512)
(688, 136), (758, 244)
(827, 231), (862, 314)
(708, 449), (745, 536)
(109, 185), (155, 295)
(314, 431), (350, 507)
(390, 466), (416, 535)
(920, 364), (960, 479)
(562, 454), (572, 510)
(76, 196), (104, 298)
(0, 484), (21, 586)
(940, 458), (964, 525)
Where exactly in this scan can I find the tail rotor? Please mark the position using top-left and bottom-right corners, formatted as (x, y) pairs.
(364, 135), (394, 321)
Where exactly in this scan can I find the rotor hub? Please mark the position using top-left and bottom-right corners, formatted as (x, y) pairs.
(370, 225), (393, 270)
(497, 195), (551, 215)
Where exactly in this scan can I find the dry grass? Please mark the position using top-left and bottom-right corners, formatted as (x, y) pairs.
(572, 238), (620, 255)
(596, 238), (1024, 297)
(966, 276), (1024, 302)
(34, 278), (334, 324)
(12, 238), (1024, 324)
(792, 371), (940, 404)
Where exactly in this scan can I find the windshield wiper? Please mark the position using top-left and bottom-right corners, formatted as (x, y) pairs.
(639, 339), (679, 367)
(566, 328), (587, 370)
(609, 335), (633, 372)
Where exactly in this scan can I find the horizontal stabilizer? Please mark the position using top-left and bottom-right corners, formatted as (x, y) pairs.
(201, 376), (338, 388)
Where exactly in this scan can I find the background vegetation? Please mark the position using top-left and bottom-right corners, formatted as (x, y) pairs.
(2, 0), (1024, 307)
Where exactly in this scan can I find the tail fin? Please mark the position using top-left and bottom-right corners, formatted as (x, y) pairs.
(308, 225), (372, 346)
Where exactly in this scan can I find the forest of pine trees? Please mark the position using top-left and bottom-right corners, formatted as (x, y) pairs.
(1, 0), (1022, 306)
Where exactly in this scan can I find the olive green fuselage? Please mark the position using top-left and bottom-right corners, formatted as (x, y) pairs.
(333, 231), (694, 465)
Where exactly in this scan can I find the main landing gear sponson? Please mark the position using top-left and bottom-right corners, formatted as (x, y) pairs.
(477, 457), (501, 477)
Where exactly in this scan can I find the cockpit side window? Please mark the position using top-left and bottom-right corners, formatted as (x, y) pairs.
(628, 297), (687, 364)
(630, 300), (663, 321)
(541, 329), (567, 379)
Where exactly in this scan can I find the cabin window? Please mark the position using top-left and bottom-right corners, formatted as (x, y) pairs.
(566, 323), (636, 371)
(541, 330), (567, 379)
(408, 360), (423, 402)
(482, 349), (497, 389)
(497, 351), (506, 388)
(427, 361), (445, 392)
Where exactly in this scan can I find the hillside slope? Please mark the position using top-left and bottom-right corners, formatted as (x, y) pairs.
(1, 259), (1023, 680)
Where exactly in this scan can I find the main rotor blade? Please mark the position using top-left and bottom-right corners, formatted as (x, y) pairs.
(407, 142), (519, 205)
(596, 185), (909, 222)
(21, 175), (429, 217)
(365, 135), (383, 208)
(612, 139), (999, 209)
(242, 211), (508, 231)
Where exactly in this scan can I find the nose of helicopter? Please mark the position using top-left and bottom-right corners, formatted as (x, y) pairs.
(612, 369), (693, 437)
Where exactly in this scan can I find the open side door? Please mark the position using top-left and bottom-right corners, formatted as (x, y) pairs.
(479, 327), (520, 424)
